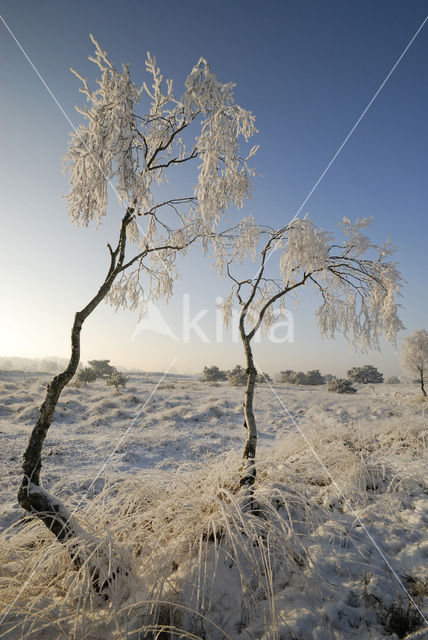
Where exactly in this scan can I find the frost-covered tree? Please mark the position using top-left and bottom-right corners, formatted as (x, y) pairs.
(218, 216), (403, 487)
(328, 377), (357, 394)
(106, 370), (129, 391)
(257, 371), (273, 384)
(18, 36), (257, 580)
(347, 364), (383, 384)
(289, 371), (307, 385)
(279, 369), (324, 385)
(201, 365), (227, 382)
(87, 359), (116, 379)
(228, 365), (271, 386)
(400, 329), (428, 396)
(76, 366), (98, 385)
(227, 364), (248, 386)
(305, 370), (325, 385)
(278, 369), (296, 383)
(385, 375), (400, 384)
(323, 373), (335, 383)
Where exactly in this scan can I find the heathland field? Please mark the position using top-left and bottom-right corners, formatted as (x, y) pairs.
(0, 372), (427, 639)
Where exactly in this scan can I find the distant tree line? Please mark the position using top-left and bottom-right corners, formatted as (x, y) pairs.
(202, 365), (272, 386)
(0, 357), (68, 372)
(201, 363), (405, 390)
(278, 369), (325, 385)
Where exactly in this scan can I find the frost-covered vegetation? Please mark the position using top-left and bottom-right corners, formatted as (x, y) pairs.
(76, 366), (98, 386)
(328, 377), (358, 394)
(16, 36), (258, 564)
(279, 369), (325, 385)
(201, 366), (228, 382)
(4, 34), (423, 640)
(1, 372), (427, 639)
(105, 370), (129, 391)
(222, 365), (272, 386)
(217, 215), (404, 487)
(347, 364), (384, 385)
(76, 360), (129, 391)
(401, 329), (428, 397)
(202, 366), (273, 385)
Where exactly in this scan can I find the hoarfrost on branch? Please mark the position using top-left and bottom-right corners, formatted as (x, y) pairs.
(222, 216), (404, 352)
(63, 35), (258, 314)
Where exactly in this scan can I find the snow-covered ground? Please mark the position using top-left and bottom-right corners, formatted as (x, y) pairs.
(0, 371), (427, 639)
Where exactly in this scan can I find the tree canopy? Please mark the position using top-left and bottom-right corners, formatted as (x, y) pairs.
(219, 216), (404, 352)
(64, 36), (258, 315)
(401, 329), (428, 396)
(347, 365), (384, 384)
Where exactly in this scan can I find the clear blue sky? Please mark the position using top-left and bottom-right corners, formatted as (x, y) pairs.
(0, 0), (427, 376)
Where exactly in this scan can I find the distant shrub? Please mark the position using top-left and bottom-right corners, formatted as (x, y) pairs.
(304, 370), (325, 385)
(227, 365), (247, 386)
(227, 365), (272, 386)
(257, 372), (273, 384)
(88, 359), (117, 379)
(106, 371), (129, 391)
(347, 365), (383, 384)
(201, 366), (227, 382)
(76, 367), (98, 386)
(279, 370), (307, 384)
(76, 359), (123, 387)
(386, 376), (400, 384)
(290, 371), (307, 385)
(328, 378), (357, 394)
(279, 369), (325, 385)
(323, 373), (335, 383)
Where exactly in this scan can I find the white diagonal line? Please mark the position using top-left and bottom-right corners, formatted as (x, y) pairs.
(0, 15), (83, 148)
(72, 358), (177, 502)
(0, 359), (176, 627)
(255, 359), (428, 626)
(256, 15), (428, 277)
(0, 13), (179, 275)
(291, 15), (427, 221)
(0, 14), (126, 207)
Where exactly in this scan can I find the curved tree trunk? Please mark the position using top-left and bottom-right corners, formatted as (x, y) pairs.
(18, 209), (133, 575)
(240, 335), (258, 488)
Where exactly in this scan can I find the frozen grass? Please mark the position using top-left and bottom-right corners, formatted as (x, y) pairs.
(0, 453), (311, 639)
(0, 377), (427, 638)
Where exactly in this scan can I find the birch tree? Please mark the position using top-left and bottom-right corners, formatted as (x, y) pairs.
(400, 329), (428, 396)
(18, 35), (257, 582)
(218, 216), (404, 487)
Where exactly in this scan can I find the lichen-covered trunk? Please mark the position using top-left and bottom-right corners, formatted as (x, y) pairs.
(18, 209), (132, 573)
(240, 336), (258, 488)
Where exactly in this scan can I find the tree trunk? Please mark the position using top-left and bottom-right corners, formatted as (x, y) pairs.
(420, 370), (427, 397)
(17, 209), (132, 578)
(240, 336), (258, 488)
